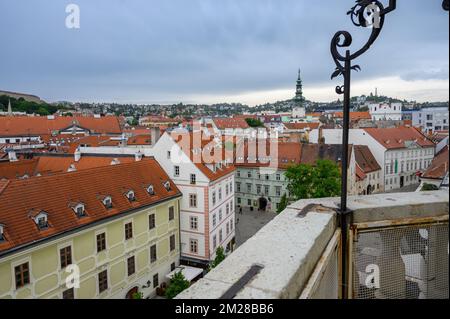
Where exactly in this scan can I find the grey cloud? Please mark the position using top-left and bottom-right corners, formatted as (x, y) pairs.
(0, 0), (448, 103)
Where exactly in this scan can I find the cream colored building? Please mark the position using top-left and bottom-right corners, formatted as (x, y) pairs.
(0, 159), (182, 299)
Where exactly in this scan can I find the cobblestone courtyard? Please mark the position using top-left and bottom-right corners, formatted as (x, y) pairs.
(235, 208), (278, 246)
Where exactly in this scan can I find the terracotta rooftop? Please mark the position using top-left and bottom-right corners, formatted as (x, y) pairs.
(0, 115), (122, 137)
(34, 155), (136, 175)
(422, 146), (449, 180)
(234, 140), (302, 169)
(354, 145), (381, 174)
(171, 132), (236, 181)
(0, 159), (39, 180)
(0, 159), (181, 255)
(364, 127), (435, 149)
(0, 155), (137, 179)
(213, 118), (250, 130)
(141, 116), (179, 124)
(333, 112), (371, 121)
(300, 144), (352, 169)
(306, 112), (323, 118)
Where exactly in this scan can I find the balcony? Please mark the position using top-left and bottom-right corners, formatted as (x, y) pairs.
(177, 190), (449, 299)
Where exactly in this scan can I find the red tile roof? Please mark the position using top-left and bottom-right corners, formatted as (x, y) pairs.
(333, 112), (371, 120)
(354, 145), (381, 174)
(0, 159), (39, 180)
(0, 159), (181, 255)
(0, 116), (122, 137)
(0, 155), (138, 179)
(171, 132), (236, 181)
(234, 140), (302, 169)
(300, 144), (352, 169)
(213, 118), (250, 130)
(364, 127), (435, 149)
(306, 112), (323, 118)
(422, 146), (449, 179)
(34, 156), (136, 175)
(127, 135), (152, 146)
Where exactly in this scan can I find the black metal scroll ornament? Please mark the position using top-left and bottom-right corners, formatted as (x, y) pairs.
(330, 0), (397, 299)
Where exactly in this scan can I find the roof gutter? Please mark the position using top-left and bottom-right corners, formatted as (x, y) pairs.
(0, 192), (182, 259)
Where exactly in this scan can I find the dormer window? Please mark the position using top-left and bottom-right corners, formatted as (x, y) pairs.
(163, 181), (171, 191)
(126, 190), (136, 202)
(69, 203), (86, 218)
(31, 212), (49, 230)
(103, 196), (113, 209)
(146, 185), (155, 195)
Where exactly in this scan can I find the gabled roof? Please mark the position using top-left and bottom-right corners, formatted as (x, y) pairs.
(422, 146), (449, 180)
(0, 115), (122, 137)
(354, 145), (381, 174)
(0, 159), (181, 255)
(364, 127), (435, 149)
(171, 132), (235, 181)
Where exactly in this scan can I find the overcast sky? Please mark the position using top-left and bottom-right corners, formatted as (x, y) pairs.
(0, 0), (448, 106)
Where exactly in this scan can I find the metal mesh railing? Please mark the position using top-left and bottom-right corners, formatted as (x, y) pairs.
(300, 229), (341, 299)
(352, 222), (449, 299)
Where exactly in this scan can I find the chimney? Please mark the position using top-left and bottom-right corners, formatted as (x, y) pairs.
(8, 150), (18, 162)
(135, 152), (143, 162)
(74, 149), (81, 162)
(150, 127), (161, 146)
(318, 124), (325, 144)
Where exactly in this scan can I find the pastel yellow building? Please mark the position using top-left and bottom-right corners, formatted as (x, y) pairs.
(0, 159), (182, 299)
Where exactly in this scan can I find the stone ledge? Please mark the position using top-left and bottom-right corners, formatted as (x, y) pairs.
(177, 206), (337, 299)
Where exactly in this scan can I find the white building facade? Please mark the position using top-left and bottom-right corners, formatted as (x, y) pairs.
(412, 107), (449, 134)
(369, 102), (403, 121)
(310, 128), (435, 191)
(148, 132), (236, 267)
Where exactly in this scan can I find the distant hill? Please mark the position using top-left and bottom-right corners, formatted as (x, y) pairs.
(0, 90), (44, 104)
(0, 94), (66, 116)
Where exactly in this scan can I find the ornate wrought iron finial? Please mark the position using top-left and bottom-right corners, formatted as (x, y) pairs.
(331, 0), (397, 92)
(444, 0), (449, 11)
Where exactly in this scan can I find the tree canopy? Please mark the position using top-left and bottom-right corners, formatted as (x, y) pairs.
(245, 118), (265, 128)
(211, 246), (226, 268)
(0, 95), (65, 115)
(285, 159), (341, 200)
(165, 271), (190, 299)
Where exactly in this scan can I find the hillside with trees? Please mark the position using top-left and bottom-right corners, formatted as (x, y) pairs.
(0, 95), (66, 115)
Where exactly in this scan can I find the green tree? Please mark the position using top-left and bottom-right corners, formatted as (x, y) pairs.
(277, 193), (288, 214)
(132, 292), (144, 299)
(211, 246), (226, 268)
(245, 118), (264, 128)
(421, 183), (439, 191)
(165, 271), (190, 299)
(285, 159), (341, 200)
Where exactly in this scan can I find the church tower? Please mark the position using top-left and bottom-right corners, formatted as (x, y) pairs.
(7, 99), (12, 116)
(294, 69), (305, 106)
